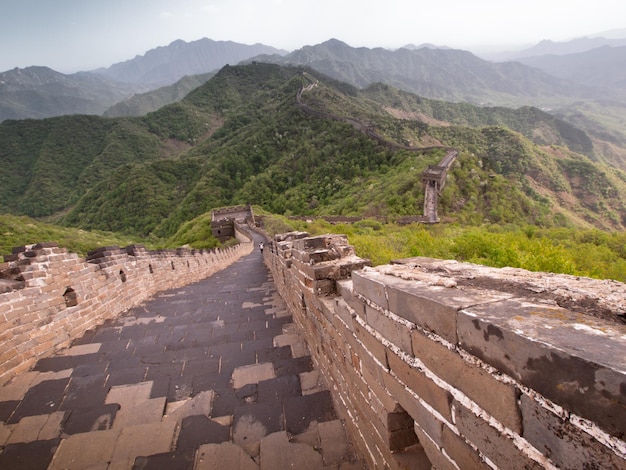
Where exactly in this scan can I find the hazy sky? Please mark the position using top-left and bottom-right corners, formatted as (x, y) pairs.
(1, 0), (624, 73)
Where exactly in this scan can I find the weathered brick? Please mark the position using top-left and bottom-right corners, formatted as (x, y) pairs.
(385, 349), (453, 423)
(336, 279), (365, 319)
(440, 424), (490, 470)
(459, 299), (626, 439)
(520, 394), (625, 469)
(366, 304), (413, 355)
(412, 424), (457, 470)
(452, 400), (544, 470)
(292, 235), (331, 251)
(411, 329), (521, 433)
(382, 368), (446, 447)
(353, 320), (388, 369)
(333, 297), (355, 332)
(352, 269), (389, 311)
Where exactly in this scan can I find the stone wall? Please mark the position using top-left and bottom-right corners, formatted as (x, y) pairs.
(0, 227), (253, 384)
(264, 231), (626, 469)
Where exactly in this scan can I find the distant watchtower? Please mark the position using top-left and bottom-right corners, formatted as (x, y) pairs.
(421, 150), (458, 223)
(210, 204), (255, 242)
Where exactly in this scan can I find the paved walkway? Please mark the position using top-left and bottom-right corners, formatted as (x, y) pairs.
(0, 234), (364, 469)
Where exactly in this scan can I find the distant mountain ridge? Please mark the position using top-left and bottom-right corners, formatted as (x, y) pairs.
(251, 38), (606, 107)
(0, 39), (288, 121)
(2, 33), (626, 124)
(93, 38), (288, 86)
(480, 34), (626, 61)
(515, 45), (626, 95)
(0, 66), (145, 121)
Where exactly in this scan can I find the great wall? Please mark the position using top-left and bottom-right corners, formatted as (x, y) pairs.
(1, 222), (624, 468)
(0, 75), (624, 465)
(0, 226), (253, 383)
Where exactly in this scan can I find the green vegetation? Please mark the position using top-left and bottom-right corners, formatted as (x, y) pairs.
(1, 63), (625, 281)
(0, 214), (154, 257)
(104, 73), (215, 118)
(269, 216), (626, 282)
(165, 212), (221, 250)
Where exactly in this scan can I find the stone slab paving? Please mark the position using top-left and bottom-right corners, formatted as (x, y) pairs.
(0, 234), (365, 469)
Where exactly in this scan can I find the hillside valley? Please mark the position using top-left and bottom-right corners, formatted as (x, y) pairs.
(3, 34), (626, 181)
(0, 63), (625, 244)
(93, 38), (626, 174)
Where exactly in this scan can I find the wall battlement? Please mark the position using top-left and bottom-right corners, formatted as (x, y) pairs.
(0, 230), (253, 384)
(264, 231), (626, 469)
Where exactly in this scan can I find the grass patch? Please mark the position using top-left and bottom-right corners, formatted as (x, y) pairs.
(0, 214), (156, 259)
(261, 214), (626, 282)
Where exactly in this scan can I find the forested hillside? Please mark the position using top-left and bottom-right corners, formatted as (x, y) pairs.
(1, 63), (625, 239)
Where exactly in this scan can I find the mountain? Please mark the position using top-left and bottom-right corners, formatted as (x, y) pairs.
(1, 63), (624, 238)
(0, 66), (145, 121)
(515, 45), (626, 94)
(482, 35), (626, 61)
(400, 43), (451, 51)
(94, 38), (288, 86)
(250, 39), (607, 107)
(0, 39), (286, 121)
(103, 72), (214, 117)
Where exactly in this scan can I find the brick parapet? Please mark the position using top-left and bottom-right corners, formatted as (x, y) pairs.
(0, 229), (253, 384)
(264, 232), (626, 469)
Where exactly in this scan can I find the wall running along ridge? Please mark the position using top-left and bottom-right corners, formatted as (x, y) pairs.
(0, 227), (253, 384)
(263, 231), (626, 469)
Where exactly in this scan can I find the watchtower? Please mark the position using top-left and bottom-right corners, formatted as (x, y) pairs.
(210, 204), (255, 242)
(421, 149), (458, 222)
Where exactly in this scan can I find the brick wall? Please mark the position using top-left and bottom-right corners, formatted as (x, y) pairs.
(0, 228), (253, 384)
(264, 232), (626, 469)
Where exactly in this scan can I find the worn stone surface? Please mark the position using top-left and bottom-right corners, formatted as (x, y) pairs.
(231, 363), (276, 389)
(452, 400), (545, 470)
(459, 298), (626, 439)
(0, 233), (360, 469)
(355, 266), (512, 344)
(195, 442), (259, 470)
(388, 257), (626, 324)
(259, 431), (324, 470)
(48, 429), (119, 470)
(266, 238), (626, 469)
(520, 393), (626, 469)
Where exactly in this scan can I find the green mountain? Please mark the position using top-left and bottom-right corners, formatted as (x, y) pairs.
(1, 63), (625, 239)
(103, 73), (214, 117)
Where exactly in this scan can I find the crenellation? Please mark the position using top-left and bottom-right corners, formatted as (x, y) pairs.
(263, 230), (626, 469)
